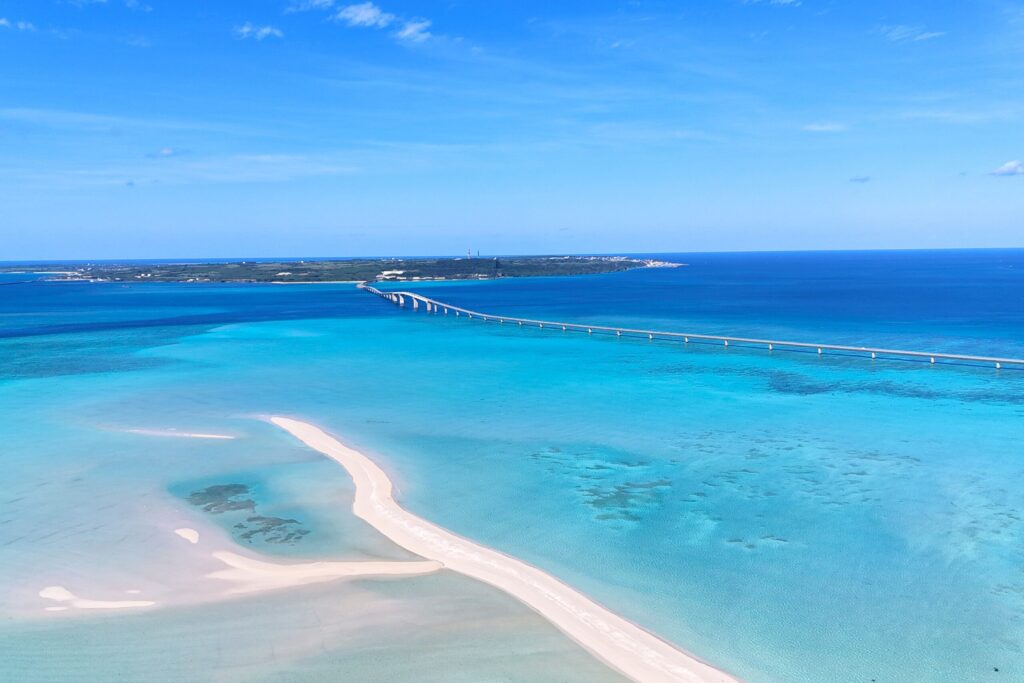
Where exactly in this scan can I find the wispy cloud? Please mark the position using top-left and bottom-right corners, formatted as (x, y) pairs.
(0, 108), (261, 136)
(0, 18), (36, 31)
(335, 2), (394, 28)
(235, 23), (284, 41)
(3, 153), (358, 188)
(990, 160), (1023, 176)
(897, 109), (1014, 125)
(146, 146), (179, 159)
(742, 0), (802, 6)
(70, 0), (151, 9)
(300, 2), (434, 43)
(286, 0), (335, 13)
(802, 122), (847, 133)
(395, 19), (431, 43)
(876, 25), (945, 43)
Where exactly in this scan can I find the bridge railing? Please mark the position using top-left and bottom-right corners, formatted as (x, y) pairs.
(361, 285), (1023, 370)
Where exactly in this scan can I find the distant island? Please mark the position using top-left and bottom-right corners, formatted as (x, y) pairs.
(3, 256), (681, 284)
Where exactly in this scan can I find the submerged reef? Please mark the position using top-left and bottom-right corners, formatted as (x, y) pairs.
(186, 484), (309, 545)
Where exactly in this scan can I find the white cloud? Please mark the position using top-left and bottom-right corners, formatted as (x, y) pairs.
(395, 19), (431, 42)
(71, 0), (152, 8)
(802, 122), (847, 133)
(326, 3), (434, 42)
(286, 0), (335, 13)
(877, 25), (945, 43)
(744, 0), (801, 6)
(335, 2), (394, 28)
(1, 18), (36, 31)
(991, 160), (1023, 176)
(146, 146), (178, 159)
(235, 23), (284, 41)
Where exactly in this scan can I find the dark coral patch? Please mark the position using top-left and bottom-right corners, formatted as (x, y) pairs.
(186, 483), (310, 545)
(187, 484), (256, 514)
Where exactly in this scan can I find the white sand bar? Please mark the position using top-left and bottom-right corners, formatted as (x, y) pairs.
(174, 528), (200, 544)
(125, 428), (234, 440)
(208, 550), (441, 595)
(39, 586), (155, 610)
(271, 416), (739, 683)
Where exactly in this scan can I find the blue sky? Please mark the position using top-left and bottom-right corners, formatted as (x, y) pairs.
(1, 0), (1022, 258)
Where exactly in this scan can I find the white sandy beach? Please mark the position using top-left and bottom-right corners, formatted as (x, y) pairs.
(270, 416), (739, 683)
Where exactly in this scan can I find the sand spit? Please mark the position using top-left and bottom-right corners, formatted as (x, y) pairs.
(270, 416), (739, 683)
(124, 428), (235, 440)
(207, 551), (442, 595)
(39, 586), (155, 610)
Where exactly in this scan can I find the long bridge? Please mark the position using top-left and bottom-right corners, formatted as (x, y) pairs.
(360, 285), (1024, 371)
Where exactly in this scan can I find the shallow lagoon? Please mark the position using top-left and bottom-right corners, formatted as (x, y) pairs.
(1, 251), (1022, 681)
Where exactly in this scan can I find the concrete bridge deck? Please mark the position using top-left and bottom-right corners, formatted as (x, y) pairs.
(361, 285), (1024, 370)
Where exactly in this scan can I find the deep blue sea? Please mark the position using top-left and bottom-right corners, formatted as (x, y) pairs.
(1, 249), (1022, 682)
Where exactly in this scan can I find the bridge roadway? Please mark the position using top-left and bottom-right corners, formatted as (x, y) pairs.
(360, 285), (1024, 370)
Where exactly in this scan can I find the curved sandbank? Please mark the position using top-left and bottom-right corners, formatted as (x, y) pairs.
(270, 416), (739, 683)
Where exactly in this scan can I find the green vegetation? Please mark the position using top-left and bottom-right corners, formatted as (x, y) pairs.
(6, 256), (670, 283)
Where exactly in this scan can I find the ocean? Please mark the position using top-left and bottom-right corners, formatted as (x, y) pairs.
(1, 249), (1022, 682)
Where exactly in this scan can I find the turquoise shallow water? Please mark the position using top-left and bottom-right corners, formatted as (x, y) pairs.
(1, 252), (1023, 681)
